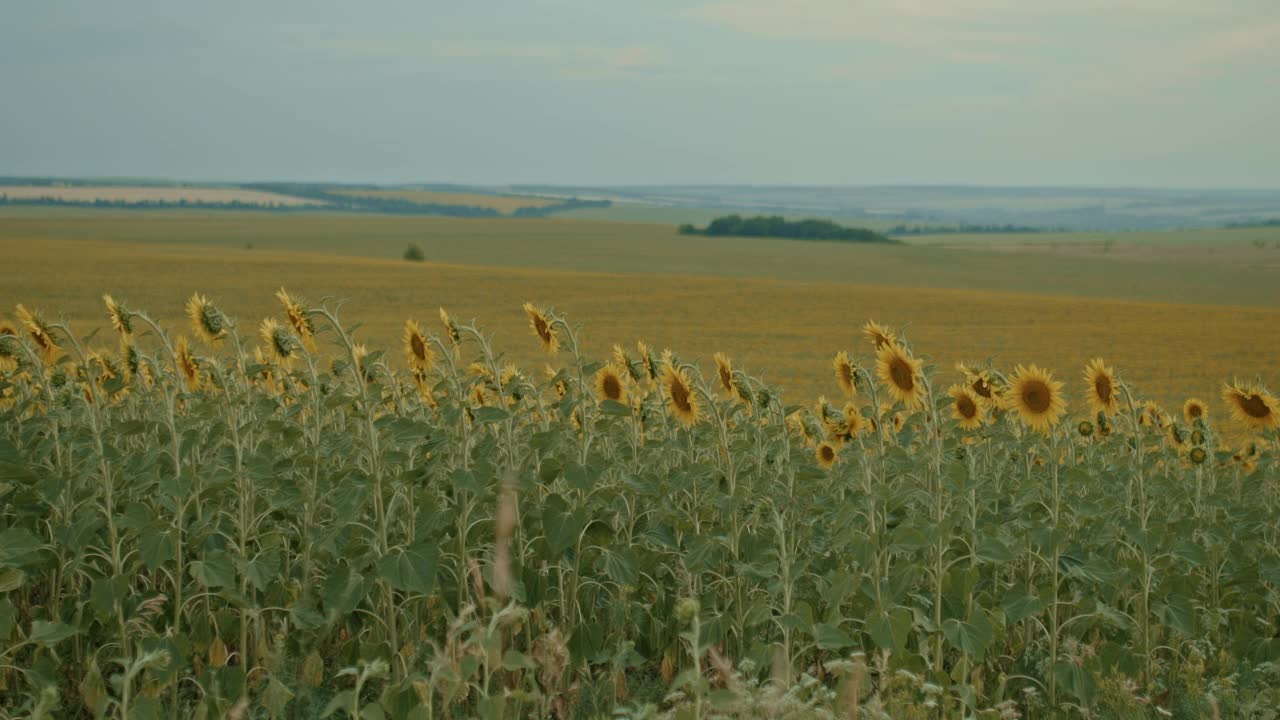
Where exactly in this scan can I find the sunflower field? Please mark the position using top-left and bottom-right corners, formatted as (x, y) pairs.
(1, 292), (1279, 720)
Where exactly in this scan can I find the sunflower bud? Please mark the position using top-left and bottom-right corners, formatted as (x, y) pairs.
(675, 597), (700, 625)
(1190, 447), (1208, 465)
(1077, 420), (1094, 437)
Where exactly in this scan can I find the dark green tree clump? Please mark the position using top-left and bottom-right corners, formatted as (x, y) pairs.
(679, 214), (896, 243)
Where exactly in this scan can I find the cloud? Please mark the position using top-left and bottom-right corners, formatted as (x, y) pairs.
(684, 0), (1235, 49)
(1063, 18), (1280, 97)
(289, 36), (671, 78)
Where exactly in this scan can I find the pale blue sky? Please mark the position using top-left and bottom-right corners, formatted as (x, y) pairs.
(2, 0), (1278, 187)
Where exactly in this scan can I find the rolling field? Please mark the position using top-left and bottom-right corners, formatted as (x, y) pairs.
(331, 189), (557, 213)
(4, 208), (1280, 719)
(2, 210), (1278, 412)
(0, 184), (318, 206)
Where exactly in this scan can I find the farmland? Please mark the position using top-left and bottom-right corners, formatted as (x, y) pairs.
(330, 190), (558, 214)
(2, 211), (1280, 413)
(0, 185), (318, 207)
(1, 285), (1278, 718)
(2, 207), (1280, 719)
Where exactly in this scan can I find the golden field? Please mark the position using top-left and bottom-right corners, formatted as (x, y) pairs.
(0, 184), (319, 206)
(331, 189), (558, 213)
(3, 229), (1278, 415)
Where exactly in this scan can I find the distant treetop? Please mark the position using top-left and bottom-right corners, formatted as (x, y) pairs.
(678, 214), (896, 244)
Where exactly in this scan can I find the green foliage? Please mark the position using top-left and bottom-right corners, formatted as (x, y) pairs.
(402, 243), (426, 262)
(680, 214), (895, 243)
(0, 297), (1277, 719)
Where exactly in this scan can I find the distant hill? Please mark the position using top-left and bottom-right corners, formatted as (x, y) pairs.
(679, 214), (896, 244)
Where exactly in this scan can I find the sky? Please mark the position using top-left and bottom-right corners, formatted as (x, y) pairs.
(2, 0), (1278, 188)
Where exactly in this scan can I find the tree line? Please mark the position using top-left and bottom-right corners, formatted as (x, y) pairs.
(678, 214), (896, 244)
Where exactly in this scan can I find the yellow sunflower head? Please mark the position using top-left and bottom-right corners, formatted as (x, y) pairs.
(837, 402), (866, 439)
(595, 363), (629, 405)
(1138, 400), (1168, 429)
(816, 440), (839, 470)
(1221, 382), (1279, 431)
(259, 317), (296, 365)
(352, 343), (369, 377)
(522, 302), (559, 353)
(875, 342), (925, 410)
(1182, 398), (1208, 426)
(1003, 364), (1066, 434)
(636, 341), (658, 383)
(862, 320), (897, 352)
(500, 363), (526, 406)
(661, 363), (701, 428)
(174, 336), (202, 391)
(613, 344), (642, 382)
(947, 384), (984, 430)
(713, 353), (735, 396)
(103, 294), (133, 337)
(957, 364), (997, 407)
(544, 364), (569, 399)
(275, 288), (316, 352)
(185, 293), (228, 346)
(1166, 423), (1188, 449)
(0, 320), (19, 366)
(438, 307), (462, 348)
(15, 304), (60, 362)
(1083, 358), (1118, 416)
(411, 367), (438, 406)
(833, 351), (859, 397)
(402, 319), (436, 372)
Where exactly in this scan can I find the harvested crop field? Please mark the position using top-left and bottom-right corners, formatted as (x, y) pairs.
(0, 184), (318, 206)
(332, 189), (558, 213)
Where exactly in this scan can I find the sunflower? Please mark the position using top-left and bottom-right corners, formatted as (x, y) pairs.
(259, 318), (296, 365)
(120, 337), (140, 383)
(86, 348), (128, 401)
(250, 346), (281, 393)
(827, 402), (866, 441)
(637, 342), (658, 383)
(1166, 423), (1188, 449)
(16, 305), (60, 362)
(947, 384), (984, 430)
(275, 288), (316, 352)
(0, 320), (17, 368)
(713, 353), (735, 396)
(1003, 364), (1066, 434)
(956, 364), (998, 408)
(815, 441), (839, 470)
(522, 303), (559, 353)
(786, 411), (812, 445)
(732, 370), (754, 413)
(500, 364), (526, 407)
(411, 368), (438, 407)
(862, 321), (897, 352)
(1182, 398), (1208, 426)
(1138, 400), (1167, 429)
(661, 363), (701, 428)
(875, 342), (925, 410)
(542, 364), (568, 400)
(832, 351), (858, 397)
(351, 343), (369, 379)
(174, 336), (202, 391)
(1221, 382), (1279, 430)
(186, 293), (228, 346)
(103, 294), (133, 337)
(402, 319), (435, 372)
(613, 344), (641, 382)
(433, 307), (461, 350)
(594, 363), (629, 405)
(1082, 358), (1118, 416)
